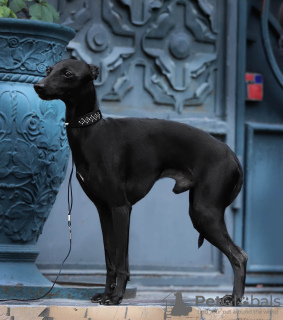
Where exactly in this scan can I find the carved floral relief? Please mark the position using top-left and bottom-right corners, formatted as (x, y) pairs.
(0, 88), (69, 242)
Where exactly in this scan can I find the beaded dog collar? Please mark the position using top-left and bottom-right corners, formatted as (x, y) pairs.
(65, 110), (102, 128)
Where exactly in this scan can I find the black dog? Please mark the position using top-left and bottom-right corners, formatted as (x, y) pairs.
(34, 59), (247, 306)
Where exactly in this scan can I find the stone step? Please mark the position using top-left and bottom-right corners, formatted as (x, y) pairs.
(0, 304), (283, 320)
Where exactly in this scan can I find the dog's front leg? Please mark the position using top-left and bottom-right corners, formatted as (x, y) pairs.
(91, 204), (117, 304)
(102, 204), (132, 305)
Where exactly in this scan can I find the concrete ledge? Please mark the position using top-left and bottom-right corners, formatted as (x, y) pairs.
(0, 284), (136, 300)
(1, 305), (283, 320)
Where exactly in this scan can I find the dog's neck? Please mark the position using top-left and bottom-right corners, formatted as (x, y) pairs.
(64, 81), (99, 123)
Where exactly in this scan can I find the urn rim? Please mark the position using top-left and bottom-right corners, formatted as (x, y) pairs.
(0, 17), (76, 43)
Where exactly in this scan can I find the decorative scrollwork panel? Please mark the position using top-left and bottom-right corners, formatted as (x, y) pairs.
(60, 0), (224, 119)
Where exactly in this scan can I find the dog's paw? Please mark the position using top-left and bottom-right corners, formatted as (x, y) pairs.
(99, 293), (124, 305)
(91, 293), (108, 303)
(220, 294), (241, 306)
(91, 284), (117, 303)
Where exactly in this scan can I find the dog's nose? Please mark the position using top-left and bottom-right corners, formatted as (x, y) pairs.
(34, 83), (45, 93)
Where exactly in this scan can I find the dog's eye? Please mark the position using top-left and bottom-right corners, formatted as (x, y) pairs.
(46, 68), (51, 76)
(64, 71), (73, 78)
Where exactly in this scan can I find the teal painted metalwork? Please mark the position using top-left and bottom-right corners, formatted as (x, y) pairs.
(62, 0), (223, 119)
(245, 123), (283, 272)
(236, 0), (283, 285)
(261, 0), (283, 88)
(234, 0), (248, 250)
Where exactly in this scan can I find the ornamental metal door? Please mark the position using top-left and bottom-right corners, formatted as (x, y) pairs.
(36, 0), (238, 286)
(236, 0), (283, 285)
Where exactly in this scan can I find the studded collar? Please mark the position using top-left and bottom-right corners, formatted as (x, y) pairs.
(65, 110), (102, 128)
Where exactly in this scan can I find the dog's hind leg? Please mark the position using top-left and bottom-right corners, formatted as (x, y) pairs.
(189, 190), (247, 306)
(102, 203), (132, 305)
(91, 204), (117, 304)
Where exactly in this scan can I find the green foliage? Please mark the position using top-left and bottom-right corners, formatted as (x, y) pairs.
(0, 0), (59, 22)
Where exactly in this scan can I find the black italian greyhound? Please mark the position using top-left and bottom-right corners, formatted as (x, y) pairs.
(34, 59), (247, 306)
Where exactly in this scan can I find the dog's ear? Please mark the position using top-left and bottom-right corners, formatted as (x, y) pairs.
(88, 64), (99, 80)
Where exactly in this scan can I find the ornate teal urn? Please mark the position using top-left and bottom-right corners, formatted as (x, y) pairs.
(0, 18), (75, 298)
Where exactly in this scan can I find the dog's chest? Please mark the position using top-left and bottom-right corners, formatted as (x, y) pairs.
(75, 162), (108, 200)
(76, 170), (97, 201)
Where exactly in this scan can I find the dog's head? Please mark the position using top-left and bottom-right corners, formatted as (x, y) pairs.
(34, 59), (99, 101)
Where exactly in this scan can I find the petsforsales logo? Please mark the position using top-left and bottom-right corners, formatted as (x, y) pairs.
(196, 295), (281, 307)
(163, 292), (281, 319)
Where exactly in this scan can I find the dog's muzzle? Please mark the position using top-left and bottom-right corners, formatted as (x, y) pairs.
(34, 83), (45, 94)
(34, 83), (52, 100)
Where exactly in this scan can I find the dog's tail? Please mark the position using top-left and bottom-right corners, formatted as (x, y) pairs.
(198, 234), (204, 249)
(227, 154), (243, 207)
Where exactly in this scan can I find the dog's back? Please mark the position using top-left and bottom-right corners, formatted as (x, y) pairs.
(68, 116), (240, 206)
